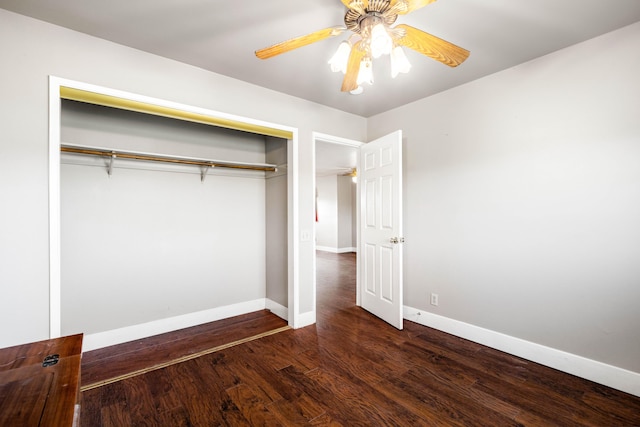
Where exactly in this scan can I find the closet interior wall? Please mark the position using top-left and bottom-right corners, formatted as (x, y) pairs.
(265, 137), (288, 309)
(60, 100), (283, 336)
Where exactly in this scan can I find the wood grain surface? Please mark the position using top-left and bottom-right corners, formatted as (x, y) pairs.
(80, 252), (640, 426)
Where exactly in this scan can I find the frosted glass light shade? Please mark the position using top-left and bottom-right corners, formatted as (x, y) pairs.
(328, 41), (351, 73)
(390, 46), (411, 78)
(356, 58), (374, 85)
(370, 24), (392, 58)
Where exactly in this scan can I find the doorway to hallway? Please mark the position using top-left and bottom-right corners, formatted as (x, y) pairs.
(315, 251), (357, 326)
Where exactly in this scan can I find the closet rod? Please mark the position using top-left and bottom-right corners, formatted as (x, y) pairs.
(60, 144), (277, 172)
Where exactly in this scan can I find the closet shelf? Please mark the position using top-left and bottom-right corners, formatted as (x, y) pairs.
(61, 143), (278, 178)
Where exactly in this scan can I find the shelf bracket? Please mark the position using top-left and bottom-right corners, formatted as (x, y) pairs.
(201, 165), (214, 182)
(107, 152), (116, 177)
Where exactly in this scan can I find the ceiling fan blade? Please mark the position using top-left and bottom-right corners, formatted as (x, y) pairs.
(389, 0), (437, 15)
(341, 42), (365, 92)
(394, 24), (469, 67)
(255, 27), (345, 59)
(340, 0), (369, 12)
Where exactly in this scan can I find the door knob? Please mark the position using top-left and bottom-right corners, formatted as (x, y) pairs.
(390, 237), (405, 244)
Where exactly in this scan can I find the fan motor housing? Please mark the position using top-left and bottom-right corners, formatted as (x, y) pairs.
(344, 0), (398, 34)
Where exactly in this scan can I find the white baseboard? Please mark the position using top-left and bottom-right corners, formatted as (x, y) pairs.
(83, 299), (267, 352)
(338, 247), (357, 253)
(292, 310), (316, 329)
(403, 305), (640, 398)
(316, 246), (356, 253)
(266, 299), (288, 321)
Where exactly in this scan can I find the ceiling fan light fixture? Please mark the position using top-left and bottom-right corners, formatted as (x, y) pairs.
(390, 46), (411, 78)
(255, 0), (469, 93)
(356, 57), (374, 86)
(328, 41), (352, 73)
(370, 23), (393, 58)
(349, 168), (358, 183)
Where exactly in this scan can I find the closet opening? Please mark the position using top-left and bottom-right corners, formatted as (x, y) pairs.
(49, 78), (298, 351)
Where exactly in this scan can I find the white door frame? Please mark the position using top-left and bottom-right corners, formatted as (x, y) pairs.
(312, 132), (365, 310)
(48, 76), (300, 339)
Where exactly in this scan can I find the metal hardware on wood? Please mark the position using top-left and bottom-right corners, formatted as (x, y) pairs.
(42, 353), (60, 367)
(390, 237), (405, 244)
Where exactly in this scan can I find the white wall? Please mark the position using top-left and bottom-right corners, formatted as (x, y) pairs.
(368, 22), (640, 375)
(316, 175), (338, 250)
(0, 8), (366, 348)
(316, 175), (355, 253)
(61, 164), (266, 334)
(337, 175), (355, 251)
(265, 137), (288, 309)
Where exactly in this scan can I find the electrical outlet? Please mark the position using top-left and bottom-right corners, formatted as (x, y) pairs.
(430, 293), (439, 306)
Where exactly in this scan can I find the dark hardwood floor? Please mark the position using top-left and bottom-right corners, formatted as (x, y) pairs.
(81, 251), (640, 426)
(81, 310), (289, 390)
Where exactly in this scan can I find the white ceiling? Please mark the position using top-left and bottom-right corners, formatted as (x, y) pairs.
(2, 0), (639, 175)
(2, 0), (640, 119)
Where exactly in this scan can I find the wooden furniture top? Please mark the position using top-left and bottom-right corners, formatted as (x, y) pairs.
(0, 334), (83, 426)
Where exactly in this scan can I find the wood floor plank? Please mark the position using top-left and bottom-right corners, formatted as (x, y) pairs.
(305, 366), (430, 426)
(125, 373), (171, 426)
(240, 333), (318, 374)
(266, 392), (328, 426)
(80, 251), (640, 426)
(154, 390), (193, 426)
(391, 369), (522, 426)
(226, 383), (283, 426)
(100, 401), (132, 427)
(474, 373), (607, 426)
(227, 351), (286, 404)
(396, 340), (554, 425)
(168, 358), (234, 426)
(368, 377), (468, 427)
(82, 309), (287, 387)
(82, 310), (279, 362)
(408, 331), (530, 387)
(278, 364), (382, 425)
(581, 389), (640, 425)
(80, 388), (103, 426)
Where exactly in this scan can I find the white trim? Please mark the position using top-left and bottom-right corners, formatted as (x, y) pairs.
(266, 299), (288, 321)
(48, 77), (62, 338)
(295, 310), (317, 329)
(288, 131), (300, 328)
(83, 299), (267, 352)
(314, 132), (366, 148)
(404, 305), (640, 398)
(49, 76), (299, 339)
(56, 79), (293, 135)
(316, 246), (357, 253)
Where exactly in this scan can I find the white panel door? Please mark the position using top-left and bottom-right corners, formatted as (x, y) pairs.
(359, 130), (403, 329)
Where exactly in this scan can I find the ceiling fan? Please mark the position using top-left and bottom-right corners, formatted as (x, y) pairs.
(255, 0), (470, 93)
(341, 167), (359, 182)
